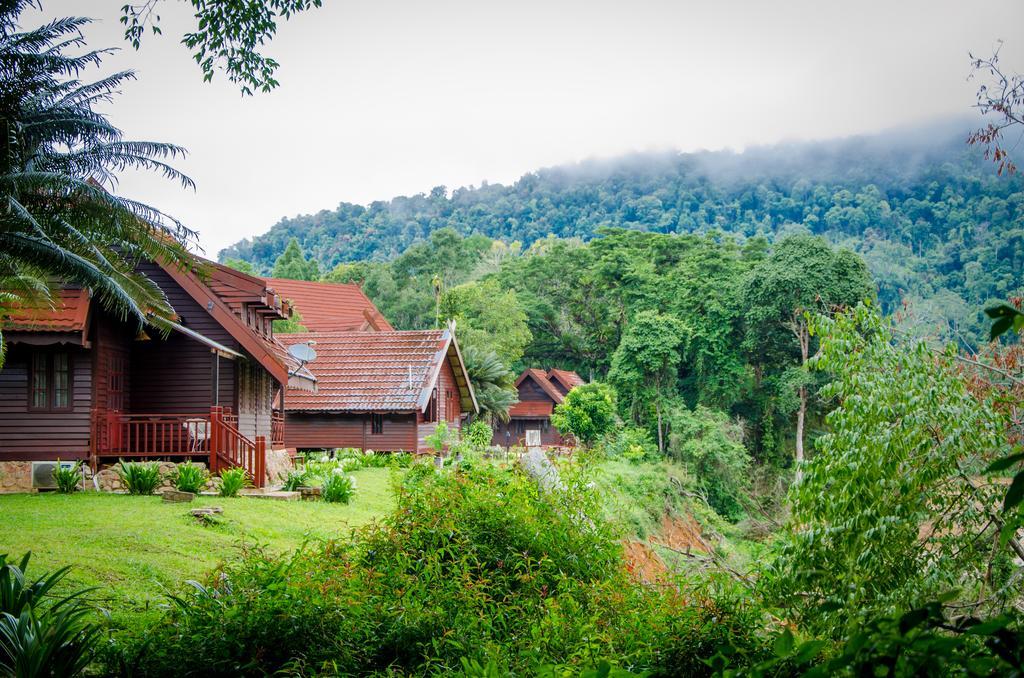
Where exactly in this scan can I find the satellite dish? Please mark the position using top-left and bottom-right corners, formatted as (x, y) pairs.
(287, 342), (316, 364)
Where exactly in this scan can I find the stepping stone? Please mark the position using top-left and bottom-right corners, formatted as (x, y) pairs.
(163, 489), (195, 503)
(190, 506), (223, 517)
(245, 490), (300, 501)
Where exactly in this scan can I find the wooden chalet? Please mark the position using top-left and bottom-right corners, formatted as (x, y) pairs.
(492, 368), (585, 448)
(0, 258), (315, 487)
(277, 329), (477, 453)
(262, 278), (393, 332)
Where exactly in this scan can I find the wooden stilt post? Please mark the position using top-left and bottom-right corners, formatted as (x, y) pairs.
(255, 435), (266, 488)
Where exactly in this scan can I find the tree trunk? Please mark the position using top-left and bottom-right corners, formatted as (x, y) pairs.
(656, 399), (664, 454)
(794, 317), (810, 483)
(795, 384), (806, 483)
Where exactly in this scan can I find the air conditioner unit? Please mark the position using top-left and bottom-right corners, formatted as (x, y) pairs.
(31, 461), (79, 490)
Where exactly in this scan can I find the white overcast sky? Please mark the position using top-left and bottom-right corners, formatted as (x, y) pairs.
(40, 0), (1024, 257)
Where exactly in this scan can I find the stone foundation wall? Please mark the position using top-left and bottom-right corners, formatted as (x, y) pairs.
(265, 448), (294, 488)
(0, 460), (218, 494)
(0, 454), (294, 494)
(0, 461), (33, 494)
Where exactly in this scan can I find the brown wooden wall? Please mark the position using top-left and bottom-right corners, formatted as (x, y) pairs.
(131, 263), (237, 413)
(414, 357), (463, 453)
(492, 417), (564, 448)
(518, 376), (553, 402)
(286, 412), (417, 451)
(0, 344), (92, 461)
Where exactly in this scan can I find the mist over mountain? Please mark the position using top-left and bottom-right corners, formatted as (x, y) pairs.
(220, 118), (1023, 339)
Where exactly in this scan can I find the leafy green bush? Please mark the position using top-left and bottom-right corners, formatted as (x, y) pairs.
(764, 305), (1011, 638)
(336, 449), (413, 469)
(667, 405), (750, 521)
(0, 553), (101, 677)
(172, 461), (209, 494)
(116, 461), (162, 495)
(113, 464), (774, 675)
(462, 420), (492, 449)
(550, 382), (617, 447)
(601, 426), (657, 464)
(424, 421), (451, 456)
(217, 468), (248, 498)
(321, 472), (356, 503)
(52, 459), (83, 494)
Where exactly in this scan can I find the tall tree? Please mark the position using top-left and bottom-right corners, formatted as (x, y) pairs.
(439, 278), (532, 366)
(271, 237), (319, 280)
(608, 310), (687, 453)
(0, 1), (196, 364)
(743, 235), (873, 477)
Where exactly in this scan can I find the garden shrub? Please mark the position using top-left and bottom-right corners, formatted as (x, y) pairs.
(550, 382), (617, 447)
(321, 472), (355, 503)
(113, 464), (774, 676)
(462, 419), (492, 449)
(172, 461), (209, 494)
(116, 461), (162, 495)
(217, 468), (248, 498)
(279, 468), (308, 491)
(52, 459), (83, 494)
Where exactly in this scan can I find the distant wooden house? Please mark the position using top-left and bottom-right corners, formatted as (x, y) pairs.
(491, 368), (585, 448)
(0, 257), (315, 489)
(277, 329), (477, 453)
(262, 278), (393, 332)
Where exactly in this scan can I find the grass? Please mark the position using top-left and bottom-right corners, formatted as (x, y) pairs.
(0, 467), (395, 630)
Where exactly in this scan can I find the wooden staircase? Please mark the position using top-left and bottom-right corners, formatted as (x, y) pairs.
(209, 406), (267, 488)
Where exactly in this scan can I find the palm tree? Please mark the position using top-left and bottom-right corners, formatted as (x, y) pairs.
(0, 1), (198, 363)
(461, 344), (518, 423)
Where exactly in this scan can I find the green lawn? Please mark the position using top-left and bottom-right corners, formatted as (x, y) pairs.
(0, 467), (395, 630)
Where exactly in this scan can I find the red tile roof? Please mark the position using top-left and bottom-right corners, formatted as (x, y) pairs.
(547, 368), (585, 392)
(2, 288), (91, 333)
(262, 278), (393, 332)
(277, 329), (475, 413)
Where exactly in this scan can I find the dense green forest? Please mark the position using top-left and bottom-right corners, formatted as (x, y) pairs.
(221, 121), (1024, 343)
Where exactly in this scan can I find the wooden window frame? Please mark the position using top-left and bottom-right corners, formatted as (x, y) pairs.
(27, 349), (73, 412)
(371, 413), (384, 435)
(426, 388), (438, 423)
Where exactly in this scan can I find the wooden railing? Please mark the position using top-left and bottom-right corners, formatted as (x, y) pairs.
(91, 406), (266, 488)
(271, 410), (285, 447)
(93, 412), (212, 459)
(210, 406), (266, 488)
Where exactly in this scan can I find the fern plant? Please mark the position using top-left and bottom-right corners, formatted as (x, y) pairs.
(116, 461), (162, 495)
(172, 461), (209, 494)
(218, 468), (249, 498)
(52, 459), (83, 494)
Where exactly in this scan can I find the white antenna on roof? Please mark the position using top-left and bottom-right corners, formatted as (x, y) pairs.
(408, 365), (414, 390)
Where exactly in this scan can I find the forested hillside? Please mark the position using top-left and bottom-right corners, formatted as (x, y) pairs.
(221, 121), (1024, 341)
